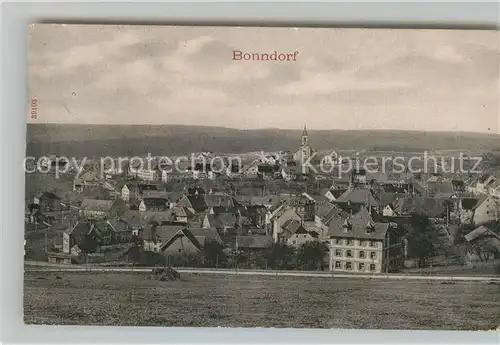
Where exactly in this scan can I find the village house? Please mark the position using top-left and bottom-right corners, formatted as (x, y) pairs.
(238, 195), (282, 210)
(330, 177), (351, 191)
(387, 196), (452, 221)
(324, 188), (348, 203)
(241, 160), (260, 179)
(284, 194), (316, 222)
(141, 224), (202, 255)
(279, 219), (319, 247)
(73, 171), (102, 192)
(121, 184), (131, 202)
(47, 252), (72, 265)
(459, 196), (499, 226)
(106, 218), (137, 243)
(127, 159), (165, 181)
(463, 225), (500, 259)
(235, 235), (274, 253)
(327, 208), (405, 273)
(239, 204), (268, 228)
(33, 191), (63, 212)
(170, 204), (194, 223)
(63, 220), (122, 254)
(202, 213), (238, 234)
(178, 193), (236, 215)
(467, 171), (499, 196)
(79, 198), (126, 219)
(269, 205), (302, 243)
(139, 194), (169, 212)
(334, 187), (380, 214)
(281, 166), (297, 181)
(257, 164), (280, 179)
(122, 210), (175, 229)
(314, 203), (348, 236)
(189, 227), (224, 247)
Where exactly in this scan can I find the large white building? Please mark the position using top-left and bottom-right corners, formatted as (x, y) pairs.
(327, 207), (405, 273)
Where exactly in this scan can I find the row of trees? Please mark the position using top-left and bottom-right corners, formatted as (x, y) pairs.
(406, 212), (500, 268)
(127, 238), (329, 271)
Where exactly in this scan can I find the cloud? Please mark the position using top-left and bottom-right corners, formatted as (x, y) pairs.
(275, 71), (413, 96)
(27, 25), (499, 133)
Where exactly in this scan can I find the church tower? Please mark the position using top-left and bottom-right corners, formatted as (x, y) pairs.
(294, 123), (313, 165)
(301, 124), (308, 147)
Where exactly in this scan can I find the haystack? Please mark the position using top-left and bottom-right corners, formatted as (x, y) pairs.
(151, 266), (181, 281)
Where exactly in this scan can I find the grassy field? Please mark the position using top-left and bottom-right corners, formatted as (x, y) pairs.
(24, 271), (499, 330)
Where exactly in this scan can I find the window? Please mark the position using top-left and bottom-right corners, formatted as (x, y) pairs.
(335, 238), (342, 245)
(360, 240), (367, 247)
(359, 251), (365, 259)
(370, 252), (376, 260)
(358, 263), (365, 271)
(178, 248), (182, 253)
(370, 264), (376, 272)
(345, 239), (352, 245)
(292, 240), (296, 245)
(335, 249), (342, 257)
(370, 240), (377, 247)
(335, 261), (341, 269)
(345, 262), (352, 270)
(346, 250), (352, 258)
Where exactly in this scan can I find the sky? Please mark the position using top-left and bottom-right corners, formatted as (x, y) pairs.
(28, 25), (499, 133)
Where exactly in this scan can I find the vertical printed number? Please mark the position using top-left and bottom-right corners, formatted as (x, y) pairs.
(30, 97), (38, 120)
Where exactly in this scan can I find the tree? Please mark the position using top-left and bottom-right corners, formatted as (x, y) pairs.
(265, 243), (295, 270)
(296, 241), (328, 271)
(128, 234), (143, 266)
(406, 213), (442, 268)
(455, 221), (500, 263)
(202, 239), (226, 268)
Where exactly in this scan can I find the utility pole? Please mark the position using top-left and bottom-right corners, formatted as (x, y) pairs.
(44, 224), (49, 254)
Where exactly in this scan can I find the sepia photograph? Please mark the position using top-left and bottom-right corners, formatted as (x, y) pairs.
(24, 24), (500, 330)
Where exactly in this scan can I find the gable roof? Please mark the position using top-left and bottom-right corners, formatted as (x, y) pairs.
(107, 218), (133, 232)
(171, 205), (195, 218)
(155, 227), (203, 252)
(143, 224), (185, 241)
(77, 171), (100, 182)
(396, 197), (447, 218)
(80, 199), (115, 212)
(35, 191), (60, 200)
(203, 194), (235, 208)
(211, 206), (238, 214)
(461, 196), (488, 211)
(236, 235), (273, 249)
(182, 195), (207, 213)
(205, 213), (237, 229)
(327, 208), (394, 240)
(141, 190), (170, 199)
(66, 220), (115, 241)
(335, 188), (380, 206)
(123, 210), (175, 227)
(464, 225), (500, 242)
(189, 227), (223, 245)
(142, 197), (169, 208)
(236, 195), (282, 208)
(281, 219), (302, 234)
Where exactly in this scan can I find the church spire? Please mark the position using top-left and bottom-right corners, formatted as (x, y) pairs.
(301, 124), (308, 147)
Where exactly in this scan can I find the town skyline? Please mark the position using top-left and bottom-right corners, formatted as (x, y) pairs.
(28, 25), (499, 134)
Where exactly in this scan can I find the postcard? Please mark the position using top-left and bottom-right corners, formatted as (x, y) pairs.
(25, 24), (500, 329)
